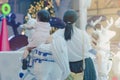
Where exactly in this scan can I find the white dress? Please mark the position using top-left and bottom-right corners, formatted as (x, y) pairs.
(53, 26), (97, 80)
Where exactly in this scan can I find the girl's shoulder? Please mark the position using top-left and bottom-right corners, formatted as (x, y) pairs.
(73, 27), (86, 34)
(52, 29), (64, 37)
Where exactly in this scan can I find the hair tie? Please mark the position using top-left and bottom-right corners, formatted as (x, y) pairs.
(67, 21), (72, 24)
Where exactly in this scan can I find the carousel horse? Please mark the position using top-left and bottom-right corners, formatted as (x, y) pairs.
(90, 17), (115, 80)
(19, 36), (70, 80)
(19, 14), (69, 80)
(93, 17), (115, 80)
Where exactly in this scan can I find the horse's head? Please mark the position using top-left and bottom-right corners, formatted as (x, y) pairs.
(26, 14), (37, 26)
(20, 14), (37, 37)
(94, 17), (115, 43)
(20, 14), (37, 29)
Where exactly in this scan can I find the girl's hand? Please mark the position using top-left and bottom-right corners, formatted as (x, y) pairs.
(23, 47), (35, 58)
(23, 49), (29, 59)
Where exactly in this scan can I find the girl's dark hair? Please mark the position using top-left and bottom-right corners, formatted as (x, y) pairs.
(37, 9), (50, 22)
(63, 9), (78, 41)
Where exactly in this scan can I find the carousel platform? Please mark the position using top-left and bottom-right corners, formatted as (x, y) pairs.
(0, 51), (23, 80)
(0, 50), (119, 80)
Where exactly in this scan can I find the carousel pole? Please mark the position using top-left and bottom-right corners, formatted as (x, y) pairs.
(79, 0), (91, 30)
(0, 17), (10, 51)
(78, 0), (92, 77)
(0, 3), (11, 51)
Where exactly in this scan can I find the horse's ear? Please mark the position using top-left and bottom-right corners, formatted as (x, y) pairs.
(106, 17), (114, 29)
(101, 25), (105, 32)
(27, 14), (31, 20)
(90, 20), (94, 26)
(90, 16), (102, 27)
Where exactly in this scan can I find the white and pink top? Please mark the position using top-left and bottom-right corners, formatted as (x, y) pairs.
(27, 22), (51, 47)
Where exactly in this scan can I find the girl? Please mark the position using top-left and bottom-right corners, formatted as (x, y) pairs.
(53, 9), (97, 80)
(23, 9), (51, 59)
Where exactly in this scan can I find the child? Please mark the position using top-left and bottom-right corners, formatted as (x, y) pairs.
(23, 10), (51, 59)
(21, 11), (70, 80)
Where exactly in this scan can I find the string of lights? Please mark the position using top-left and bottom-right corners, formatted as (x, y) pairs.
(27, 0), (55, 19)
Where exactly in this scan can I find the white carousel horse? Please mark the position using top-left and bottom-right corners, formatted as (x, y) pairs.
(18, 29), (70, 80)
(95, 27), (115, 80)
(19, 36), (70, 80)
(92, 17), (115, 80)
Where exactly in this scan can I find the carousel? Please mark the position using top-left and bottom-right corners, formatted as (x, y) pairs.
(0, 0), (120, 80)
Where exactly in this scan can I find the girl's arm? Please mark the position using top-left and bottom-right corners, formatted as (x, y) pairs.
(23, 46), (36, 59)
